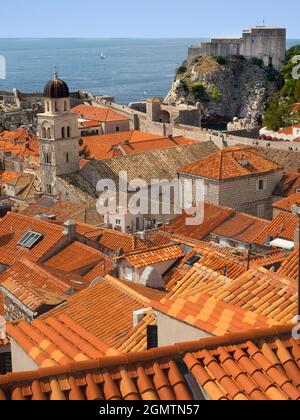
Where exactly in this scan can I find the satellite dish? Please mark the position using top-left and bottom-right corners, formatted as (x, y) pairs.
(0, 316), (6, 340)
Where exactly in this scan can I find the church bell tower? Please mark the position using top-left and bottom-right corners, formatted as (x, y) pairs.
(38, 73), (80, 196)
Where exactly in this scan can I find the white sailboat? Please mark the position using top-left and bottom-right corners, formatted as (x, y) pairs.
(100, 50), (106, 60)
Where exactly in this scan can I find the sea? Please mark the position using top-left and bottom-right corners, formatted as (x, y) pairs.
(0, 38), (299, 104)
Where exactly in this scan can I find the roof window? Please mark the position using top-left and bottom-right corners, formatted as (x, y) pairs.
(184, 254), (202, 267)
(18, 231), (44, 250)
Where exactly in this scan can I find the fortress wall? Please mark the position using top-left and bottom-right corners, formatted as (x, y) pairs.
(241, 28), (286, 69)
(188, 27), (286, 70)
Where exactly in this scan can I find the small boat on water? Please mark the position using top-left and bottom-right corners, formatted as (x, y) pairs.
(100, 51), (106, 60)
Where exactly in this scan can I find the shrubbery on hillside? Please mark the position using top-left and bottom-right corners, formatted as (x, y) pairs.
(263, 45), (300, 130)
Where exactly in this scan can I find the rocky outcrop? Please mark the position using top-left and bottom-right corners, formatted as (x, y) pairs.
(164, 56), (283, 123)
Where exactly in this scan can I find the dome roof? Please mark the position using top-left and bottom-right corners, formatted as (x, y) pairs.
(44, 73), (70, 98)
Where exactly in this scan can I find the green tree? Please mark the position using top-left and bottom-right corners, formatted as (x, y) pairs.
(295, 80), (300, 102)
(263, 101), (291, 131)
(191, 82), (207, 101)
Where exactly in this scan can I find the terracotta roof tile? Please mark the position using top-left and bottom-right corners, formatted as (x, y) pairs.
(254, 213), (297, 245)
(43, 242), (104, 274)
(21, 197), (86, 223)
(164, 203), (235, 241)
(0, 279), (66, 313)
(153, 265), (297, 335)
(6, 315), (119, 368)
(123, 245), (184, 269)
(81, 131), (196, 160)
(0, 171), (21, 185)
(78, 225), (149, 254)
(273, 193), (300, 213)
(0, 213), (65, 267)
(71, 105), (129, 123)
(274, 172), (300, 197)
(117, 309), (157, 353)
(165, 248), (246, 292)
(213, 213), (271, 244)
(1, 326), (298, 400)
(0, 258), (72, 312)
(0, 129), (39, 159)
(39, 276), (156, 348)
(179, 146), (282, 180)
(278, 248), (300, 281)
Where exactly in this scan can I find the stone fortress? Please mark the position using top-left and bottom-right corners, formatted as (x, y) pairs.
(188, 26), (286, 70)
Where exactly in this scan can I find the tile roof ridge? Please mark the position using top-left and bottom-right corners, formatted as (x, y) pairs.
(104, 275), (151, 305)
(19, 257), (72, 291)
(0, 325), (296, 387)
(2, 211), (63, 230)
(123, 243), (181, 258)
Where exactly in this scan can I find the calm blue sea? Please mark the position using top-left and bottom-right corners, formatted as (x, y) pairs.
(0, 38), (299, 104)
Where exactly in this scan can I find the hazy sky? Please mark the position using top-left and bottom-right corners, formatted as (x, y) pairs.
(0, 0), (299, 38)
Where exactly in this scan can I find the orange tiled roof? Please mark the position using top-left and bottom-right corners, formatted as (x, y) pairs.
(1, 279), (66, 313)
(1, 325), (298, 400)
(153, 265), (297, 335)
(275, 172), (300, 197)
(39, 276), (158, 348)
(0, 129), (39, 158)
(81, 131), (196, 160)
(163, 203), (235, 241)
(250, 250), (289, 269)
(0, 171), (20, 185)
(117, 309), (157, 353)
(146, 230), (173, 247)
(78, 225), (149, 254)
(21, 197), (86, 223)
(0, 258), (75, 313)
(123, 244), (184, 269)
(78, 120), (100, 128)
(43, 242), (104, 274)
(254, 212), (298, 245)
(213, 213), (271, 244)
(71, 104), (129, 123)
(165, 247), (246, 292)
(0, 213), (65, 267)
(6, 315), (119, 368)
(278, 248), (300, 281)
(278, 123), (300, 135)
(82, 259), (113, 282)
(179, 146), (282, 180)
(273, 193), (300, 213)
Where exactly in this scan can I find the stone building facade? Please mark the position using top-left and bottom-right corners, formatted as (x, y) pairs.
(188, 27), (286, 70)
(178, 170), (283, 219)
(38, 74), (80, 197)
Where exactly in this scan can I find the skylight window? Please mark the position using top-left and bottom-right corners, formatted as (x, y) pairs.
(184, 254), (202, 267)
(18, 231), (44, 250)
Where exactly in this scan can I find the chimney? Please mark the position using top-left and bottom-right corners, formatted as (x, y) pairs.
(63, 220), (77, 240)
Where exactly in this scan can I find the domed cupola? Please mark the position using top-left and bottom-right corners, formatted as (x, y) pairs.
(44, 72), (70, 99)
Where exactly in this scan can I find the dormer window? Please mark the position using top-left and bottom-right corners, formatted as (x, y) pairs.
(18, 231), (44, 250)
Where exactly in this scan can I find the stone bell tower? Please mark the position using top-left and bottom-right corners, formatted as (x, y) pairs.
(38, 73), (80, 196)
